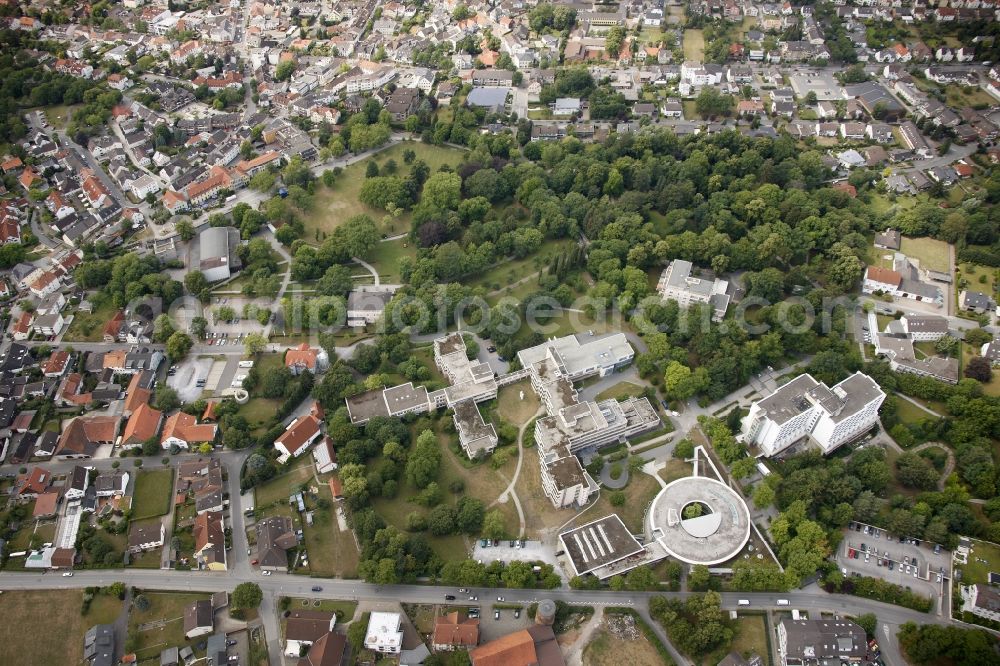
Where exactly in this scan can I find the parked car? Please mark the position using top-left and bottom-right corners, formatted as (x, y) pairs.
(494, 611), (500, 620)
(262, 570), (271, 576)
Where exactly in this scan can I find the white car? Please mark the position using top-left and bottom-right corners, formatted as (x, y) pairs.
(62, 572), (73, 577)
(262, 570), (271, 576)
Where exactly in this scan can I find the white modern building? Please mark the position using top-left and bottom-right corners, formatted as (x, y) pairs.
(364, 612), (403, 654)
(740, 372), (885, 457)
(657, 260), (730, 321)
(961, 584), (1000, 622)
(198, 226), (240, 282)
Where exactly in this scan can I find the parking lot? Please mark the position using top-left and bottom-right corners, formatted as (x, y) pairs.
(837, 522), (950, 603)
(472, 539), (558, 569)
(167, 356), (215, 403)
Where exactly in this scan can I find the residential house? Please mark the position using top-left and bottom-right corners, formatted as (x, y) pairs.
(256, 515), (296, 571)
(183, 599), (214, 639)
(432, 612), (480, 652)
(275, 414), (323, 464)
(127, 520), (165, 554)
(160, 412), (218, 450)
(193, 510), (227, 571)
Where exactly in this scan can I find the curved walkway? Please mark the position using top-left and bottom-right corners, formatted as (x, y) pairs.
(353, 256), (380, 286)
(910, 441), (956, 490)
(599, 462), (629, 489)
(490, 406), (544, 538)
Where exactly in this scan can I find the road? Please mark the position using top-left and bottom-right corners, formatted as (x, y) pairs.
(0, 570), (943, 665)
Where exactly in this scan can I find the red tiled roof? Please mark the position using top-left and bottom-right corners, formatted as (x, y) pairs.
(276, 415), (321, 456)
(865, 266), (902, 287)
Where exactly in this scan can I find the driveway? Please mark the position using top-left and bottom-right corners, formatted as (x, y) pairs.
(168, 356), (214, 403)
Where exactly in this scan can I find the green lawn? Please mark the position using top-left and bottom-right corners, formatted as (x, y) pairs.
(63, 299), (118, 343)
(255, 455), (316, 509)
(894, 395), (939, 425)
(302, 142), (466, 241)
(595, 381), (647, 402)
(955, 538), (1000, 586)
(900, 236), (951, 274)
(236, 397), (282, 434)
(128, 591), (212, 661)
(87, 593), (125, 626)
(300, 484), (359, 578)
(468, 239), (577, 293)
(957, 263), (996, 300)
(496, 380), (541, 426)
(131, 469), (174, 519)
(285, 598), (358, 623)
(704, 614), (771, 666)
(365, 238), (418, 284)
(683, 29), (705, 61)
(43, 104), (82, 130)
(566, 471), (662, 534)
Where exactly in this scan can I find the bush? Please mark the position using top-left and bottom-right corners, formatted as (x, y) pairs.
(831, 576), (932, 613)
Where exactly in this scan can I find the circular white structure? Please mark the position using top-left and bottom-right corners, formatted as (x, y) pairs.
(646, 476), (751, 565)
(233, 388), (250, 404)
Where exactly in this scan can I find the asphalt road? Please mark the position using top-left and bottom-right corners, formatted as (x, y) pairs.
(0, 567), (946, 665)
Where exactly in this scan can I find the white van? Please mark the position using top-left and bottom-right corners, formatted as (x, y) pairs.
(738, 600), (750, 606)
(776, 599), (789, 606)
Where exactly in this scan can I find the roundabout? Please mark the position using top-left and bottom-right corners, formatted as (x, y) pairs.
(647, 476), (751, 565)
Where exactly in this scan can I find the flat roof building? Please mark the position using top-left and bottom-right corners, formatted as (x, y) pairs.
(741, 372), (885, 457)
(647, 476), (750, 565)
(776, 619), (866, 665)
(198, 226), (241, 283)
(656, 260), (729, 321)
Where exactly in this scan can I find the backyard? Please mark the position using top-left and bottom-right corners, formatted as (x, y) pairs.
(899, 236), (951, 274)
(255, 455), (317, 509)
(285, 597), (358, 623)
(127, 591), (212, 661)
(131, 469), (175, 520)
(301, 142), (467, 241)
(299, 483), (359, 578)
(63, 299), (118, 343)
(683, 29), (705, 61)
(0, 590), (92, 665)
(702, 614), (771, 666)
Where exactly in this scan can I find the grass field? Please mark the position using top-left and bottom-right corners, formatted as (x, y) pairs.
(570, 471), (662, 534)
(128, 591), (212, 660)
(302, 142), (466, 241)
(255, 456), (316, 509)
(0, 590), (90, 665)
(683, 29), (705, 61)
(955, 538), (1000, 586)
(583, 626), (665, 666)
(287, 598), (358, 622)
(131, 469), (174, 519)
(43, 104), (82, 130)
(63, 299), (118, 343)
(470, 239), (577, 294)
(87, 592), (125, 625)
(958, 263), (996, 300)
(496, 380), (541, 426)
(300, 483), (359, 578)
(893, 395), (939, 425)
(365, 238), (418, 284)
(595, 381), (647, 402)
(900, 236), (951, 274)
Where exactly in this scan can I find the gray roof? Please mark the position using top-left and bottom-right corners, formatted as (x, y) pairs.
(780, 619), (866, 661)
(199, 226), (234, 268)
(466, 87), (510, 110)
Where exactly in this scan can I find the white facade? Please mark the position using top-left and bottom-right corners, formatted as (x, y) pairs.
(364, 612), (403, 654)
(741, 372), (885, 457)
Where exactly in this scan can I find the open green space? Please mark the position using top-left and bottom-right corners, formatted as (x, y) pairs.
(496, 380), (541, 426)
(584, 625), (666, 666)
(127, 591), (212, 661)
(63, 299), (118, 343)
(469, 238), (577, 294)
(131, 469), (174, 520)
(365, 237), (418, 284)
(683, 29), (705, 61)
(900, 236), (951, 274)
(894, 395), (939, 425)
(703, 614), (771, 666)
(300, 483), (359, 578)
(595, 381), (647, 403)
(0, 590), (91, 665)
(255, 455), (316, 509)
(86, 593), (125, 626)
(958, 263), (997, 300)
(43, 103), (82, 130)
(286, 597), (358, 622)
(302, 142), (466, 241)
(954, 538), (1000, 586)
(571, 471), (663, 534)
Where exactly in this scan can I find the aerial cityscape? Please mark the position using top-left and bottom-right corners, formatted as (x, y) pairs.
(0, 0), (998, 664)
